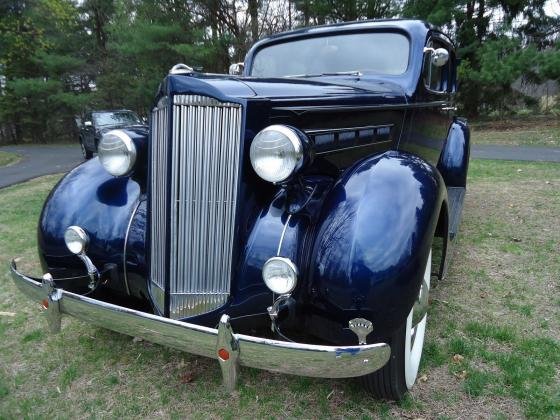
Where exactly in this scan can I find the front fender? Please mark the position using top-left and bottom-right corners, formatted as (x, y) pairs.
(309, 151), (446, 340)
(38, 158), (141, 293)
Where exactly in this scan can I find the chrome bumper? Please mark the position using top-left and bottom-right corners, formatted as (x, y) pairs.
(10, 260), (390, 390)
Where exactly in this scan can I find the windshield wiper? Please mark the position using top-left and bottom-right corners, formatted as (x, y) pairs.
(285, 71), (362, 78)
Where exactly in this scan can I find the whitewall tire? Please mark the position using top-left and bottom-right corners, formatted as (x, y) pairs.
(360, 249), (432, 400)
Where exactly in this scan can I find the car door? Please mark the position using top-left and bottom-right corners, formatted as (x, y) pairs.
(400, 36), (455, 166)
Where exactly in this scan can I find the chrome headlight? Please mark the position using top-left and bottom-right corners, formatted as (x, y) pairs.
(98, 130), (137, 176)
(250, 125), (304, 183)
(64, 226), (89, 255)
(262, 257), (298, 294)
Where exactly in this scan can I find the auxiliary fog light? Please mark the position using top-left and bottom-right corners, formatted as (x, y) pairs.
(262, 257), (298, 294)
(64, 225), (89, 255)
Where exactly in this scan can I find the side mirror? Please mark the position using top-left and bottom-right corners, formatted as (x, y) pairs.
(229, 63), (244, 76)
(424, 47), (449, 67)
(84, 121), (92, 127)
(142, 117), (148, 124)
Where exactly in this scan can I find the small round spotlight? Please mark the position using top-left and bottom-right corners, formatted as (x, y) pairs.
(262, 257), (298, 294)
(64, 226), (89, 255)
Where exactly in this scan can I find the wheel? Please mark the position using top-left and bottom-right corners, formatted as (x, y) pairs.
(360, 249), (431, 400)
(80, 138), (93, 160)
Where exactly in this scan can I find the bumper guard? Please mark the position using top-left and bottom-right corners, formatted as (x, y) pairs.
(10, 259), (390, 391)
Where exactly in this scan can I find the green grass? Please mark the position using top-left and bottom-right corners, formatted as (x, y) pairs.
(468, 159), (560, 181)
(0, 159), (559, 418)
(0, 150), (20, 167)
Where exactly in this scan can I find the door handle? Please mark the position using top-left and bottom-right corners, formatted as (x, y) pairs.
(441, 106), (457, 111)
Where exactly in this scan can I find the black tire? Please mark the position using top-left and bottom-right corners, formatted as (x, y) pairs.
(80, 138), (93, 160)
(360, 321), (409, 400)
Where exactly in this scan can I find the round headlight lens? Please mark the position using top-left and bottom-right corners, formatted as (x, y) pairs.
(250, 125), (303, 183)
(98, 130), (137, 176)
(64, 226), (89, 255)
(262, 257), (298, 294)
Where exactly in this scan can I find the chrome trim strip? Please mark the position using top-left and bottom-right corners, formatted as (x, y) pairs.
(10, 260), (391, 385)
(315, 140), (392, 156)
(273, 101), (448, 113)
(305, 123), (394, 135)
(123, 200), (142, 295)
(277, 214), (292, 256)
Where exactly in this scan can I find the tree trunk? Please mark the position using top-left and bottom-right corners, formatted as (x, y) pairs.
(476, 0), (486, 42)
(248, 0), (259, 42)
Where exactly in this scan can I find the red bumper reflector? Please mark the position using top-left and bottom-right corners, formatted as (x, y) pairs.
(41, 299), (49, 309)
(218, 348), (230, 361)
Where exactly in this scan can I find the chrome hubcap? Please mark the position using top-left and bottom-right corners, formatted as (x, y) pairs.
(404, 250), (431, 389)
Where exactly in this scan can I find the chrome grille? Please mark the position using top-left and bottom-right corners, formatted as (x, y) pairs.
(149, 94), (242, 319)
(149, 97), (169, 309)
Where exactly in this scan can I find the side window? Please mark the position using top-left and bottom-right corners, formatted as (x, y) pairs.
(423, 40), (450, 93)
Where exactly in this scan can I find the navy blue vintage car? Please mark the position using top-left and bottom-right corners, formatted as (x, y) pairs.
(10, 19), (469, 400)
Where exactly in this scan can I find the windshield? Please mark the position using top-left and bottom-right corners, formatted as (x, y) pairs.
(250, 32), (410, 78)
(93, 111), (141, 126)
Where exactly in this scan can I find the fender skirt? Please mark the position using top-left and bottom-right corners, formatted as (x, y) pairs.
(309, 151), (446, 340)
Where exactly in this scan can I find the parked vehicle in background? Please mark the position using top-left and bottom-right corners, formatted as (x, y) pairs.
(10, 19), (470, 400)
(79, 110), (147, 160)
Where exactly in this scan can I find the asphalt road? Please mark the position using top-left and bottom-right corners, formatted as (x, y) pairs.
(0, 144), (83, 188)
(0, 143), (559, 189)
(471, 144), (560, 162)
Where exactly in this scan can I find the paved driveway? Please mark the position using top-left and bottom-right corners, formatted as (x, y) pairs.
(0, 144), (83, 188)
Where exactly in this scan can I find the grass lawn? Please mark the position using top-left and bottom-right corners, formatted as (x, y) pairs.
(470, 116), (560, 147)
(1, 160), (559, 418)
(0, 150), (20, 167)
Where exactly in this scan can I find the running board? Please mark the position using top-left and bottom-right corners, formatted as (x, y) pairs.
(447, 187), (465, 241)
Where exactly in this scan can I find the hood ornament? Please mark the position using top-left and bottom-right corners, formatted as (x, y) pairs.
(169, 63), (194, 75)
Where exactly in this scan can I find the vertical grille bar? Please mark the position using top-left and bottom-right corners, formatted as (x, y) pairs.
(149, 97), (169, 311)
(150, 94), (242, 319)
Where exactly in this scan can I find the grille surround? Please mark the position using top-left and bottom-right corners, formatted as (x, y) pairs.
(149, 94), (243, 319)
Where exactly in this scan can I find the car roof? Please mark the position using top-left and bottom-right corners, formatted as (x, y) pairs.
(258, 19), (433, 41)
(249, 18), (454, 53)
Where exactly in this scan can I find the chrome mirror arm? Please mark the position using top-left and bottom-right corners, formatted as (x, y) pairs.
(76, 252), (99, 290)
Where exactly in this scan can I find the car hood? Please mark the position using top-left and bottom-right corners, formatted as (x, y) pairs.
(163, 74), (407, 108)
(243, 76), (402, 95)
(97, 124), (148, 135)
